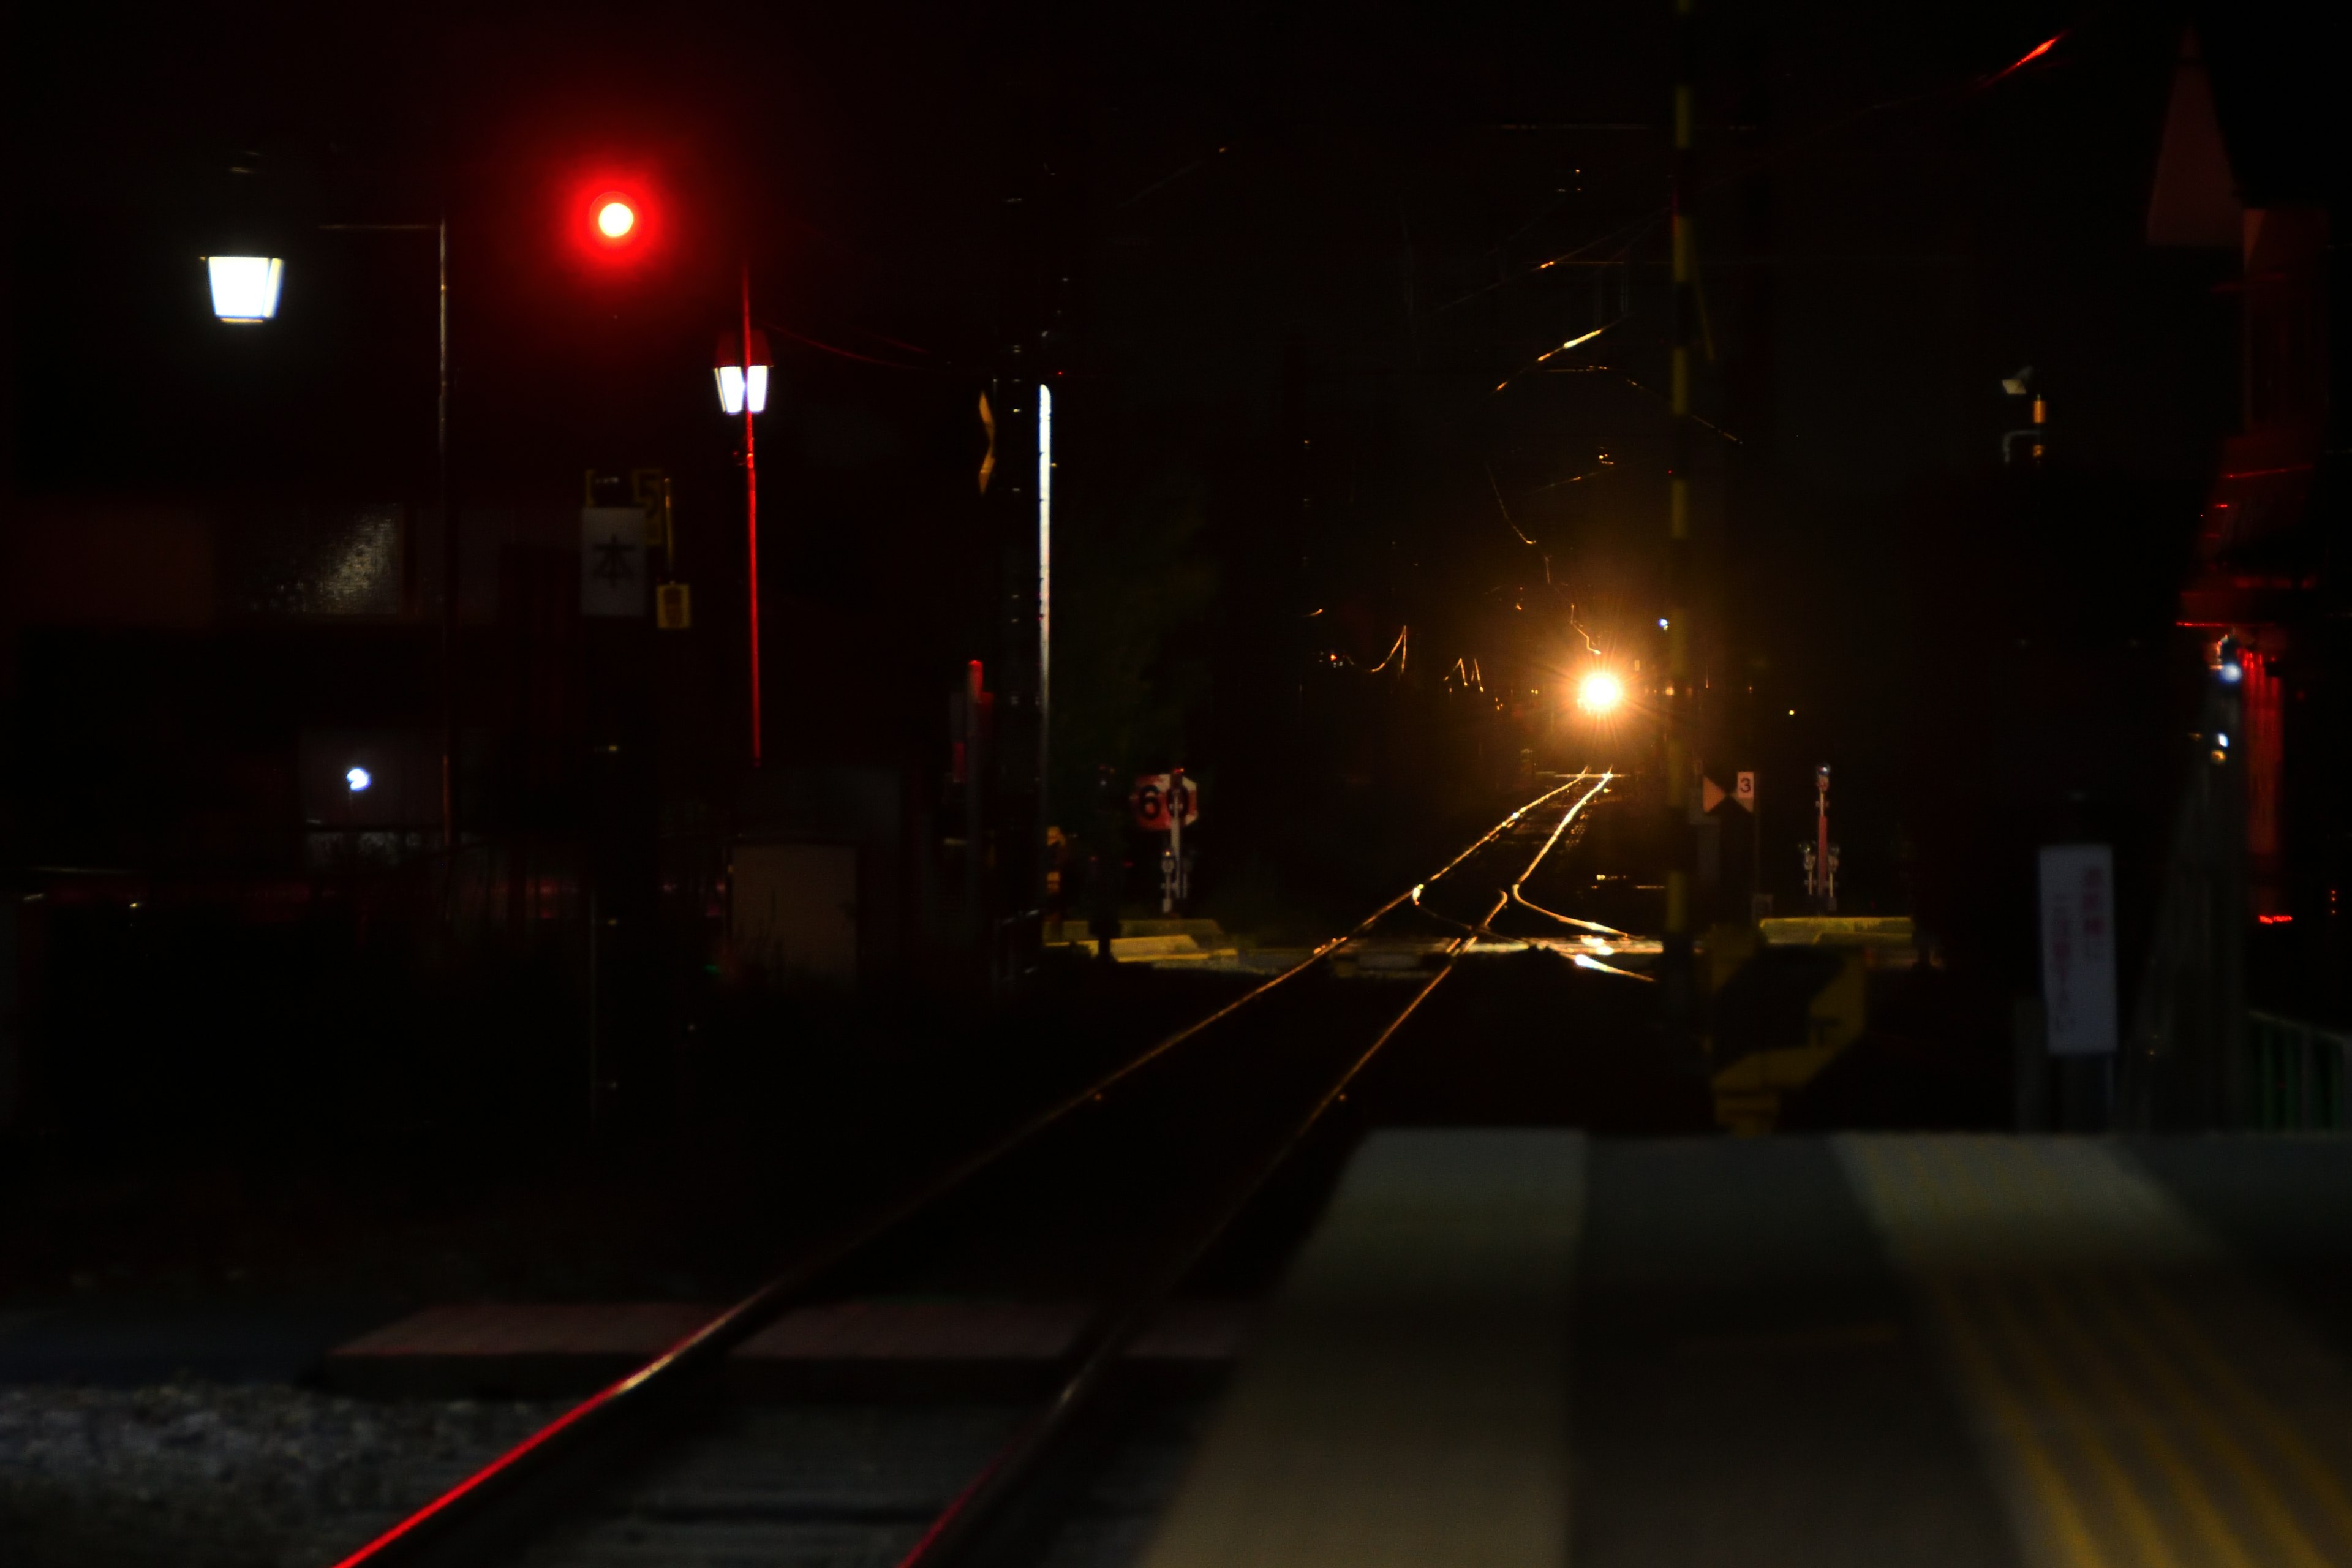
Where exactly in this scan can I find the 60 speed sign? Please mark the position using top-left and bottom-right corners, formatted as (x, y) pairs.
(1130, 773), (1200, 831)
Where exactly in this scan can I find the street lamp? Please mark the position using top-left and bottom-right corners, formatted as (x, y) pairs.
(205, 255), (284, 322)
(712, 328), (771, 415)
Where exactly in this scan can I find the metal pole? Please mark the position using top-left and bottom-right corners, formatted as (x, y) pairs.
(1815, 768), (1833, 913)
(1037, 382), (1052, 885)
(1169, 768), (1185, 914)
(317, 221), (456, 839)
(1662, 0), (1697, 1019)
(1751, 778), (1762, 923)
(742, 259), (762, 767)
(587, 888), (600, 1131)
(438, 217), (456, 849)
(965, 660), (986, 951)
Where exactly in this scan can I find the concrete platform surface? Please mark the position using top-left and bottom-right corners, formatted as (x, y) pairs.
(1133, 1132), (2352, 1568)
(1137, 1128), (1585, 1568)
(1843, 1136), (2352, 1568)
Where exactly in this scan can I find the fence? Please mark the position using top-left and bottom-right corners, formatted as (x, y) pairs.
(2247, 1009), (2350, 1131)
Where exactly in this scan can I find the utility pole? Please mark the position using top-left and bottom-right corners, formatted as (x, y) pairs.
(436, 217), (454, 848)
(986, 155), (1050, 990)
(1662, 0), (1699, 1029)
(741, 258), (762, 767)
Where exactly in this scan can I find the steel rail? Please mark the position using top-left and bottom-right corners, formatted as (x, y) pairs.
(892, 894), (1531, 1568)
(889, 778), (1616, 1566)
(1511, 887), (1630, 937)
(325, 777), (1594, 1568)
(1412, 772), (1616, 945)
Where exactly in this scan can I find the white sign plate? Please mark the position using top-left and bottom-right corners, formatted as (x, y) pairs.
(2038, 843), (2118, 1056)
(582, 507), (647, 617)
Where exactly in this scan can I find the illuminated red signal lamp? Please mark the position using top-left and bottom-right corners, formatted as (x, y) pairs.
(582, 189), (648, 256)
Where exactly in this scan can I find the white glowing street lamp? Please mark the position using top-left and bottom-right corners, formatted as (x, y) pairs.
(712, 328), (772, 415)
(205, 255), (284, 322)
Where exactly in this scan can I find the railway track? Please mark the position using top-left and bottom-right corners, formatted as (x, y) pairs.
(328, 771), (1623, 1568)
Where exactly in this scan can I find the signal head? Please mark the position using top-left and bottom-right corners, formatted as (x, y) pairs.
(588, 190), (643, 250)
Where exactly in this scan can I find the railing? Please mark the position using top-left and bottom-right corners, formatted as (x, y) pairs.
(2247, 1009), (2351, 1131)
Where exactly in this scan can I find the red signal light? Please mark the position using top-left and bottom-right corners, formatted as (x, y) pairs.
(587, 189), (644, 252)
(595, 197), (637, 239)
(571, 173), (668, 271)
(558, 166), (671, 279)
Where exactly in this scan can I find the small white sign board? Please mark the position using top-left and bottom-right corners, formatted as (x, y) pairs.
(582, 507), (646, 617)
(2037, 843), (2117, 1056)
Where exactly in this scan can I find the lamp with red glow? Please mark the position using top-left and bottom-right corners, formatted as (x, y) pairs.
(594, 195), (637, 241)
(714, 328), (772, 416)
(579, 186), (651, 263)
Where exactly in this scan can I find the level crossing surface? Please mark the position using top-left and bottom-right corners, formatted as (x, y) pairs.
(1130, 1131), (2352, 1568)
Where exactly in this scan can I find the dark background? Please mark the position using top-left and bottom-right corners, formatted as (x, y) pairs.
(4, 1), (2343, 1147)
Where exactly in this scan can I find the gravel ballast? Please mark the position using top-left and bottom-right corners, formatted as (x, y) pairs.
(0, 1380), (555, 1567)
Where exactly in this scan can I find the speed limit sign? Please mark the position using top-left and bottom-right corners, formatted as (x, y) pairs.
(1735, 771), (1756, 811)
(1131, 773), (1200, 831)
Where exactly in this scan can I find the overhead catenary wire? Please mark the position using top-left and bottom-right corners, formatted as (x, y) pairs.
(774, 325), (954, 372)
(1490, 320), (1616, 395)
(1486, 464), (1537, 545)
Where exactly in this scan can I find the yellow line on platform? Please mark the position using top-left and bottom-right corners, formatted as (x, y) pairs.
(1977, 1278), (2182, 1568)
(1931, 1277), (2113, 1568)
(1877, 1140), (2111, 1568)
(1937, 1145), (2187, 1568)
(2087, 1275), (2337, 1568)
(2029, 1275), (2259, 1568)
(1975, 1145), (2346, 1567)
(2127, 1273), (2352, 1556)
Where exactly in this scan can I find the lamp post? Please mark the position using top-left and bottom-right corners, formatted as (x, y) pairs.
(714, 266), (771, 766)
(205, 223), (456, 849)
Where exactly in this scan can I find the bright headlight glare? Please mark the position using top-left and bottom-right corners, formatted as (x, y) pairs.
(1575, 669), (1624, 715)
